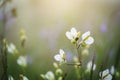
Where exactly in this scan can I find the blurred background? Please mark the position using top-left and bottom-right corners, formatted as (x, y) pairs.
(0, 0), (120, 80)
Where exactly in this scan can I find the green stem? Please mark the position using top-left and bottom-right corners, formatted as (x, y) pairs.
(76, 43), (82, 66)
(90, 55), (95, 80)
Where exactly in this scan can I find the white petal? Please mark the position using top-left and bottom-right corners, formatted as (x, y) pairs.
(54, 54), (62, 61)
(93, 64), (96, 71)
(71, 27), (77, 36)
(87, 61), (92, 70)
(59, 49), (65, 56)
(10, 43), (16, 50)
(104, 74), (112, 80)
(17, 56), (27, 67)
(99, 72), (102, 77)
(87, 61), (96, 71)
(23, 76), (29, 80)
(110, 66), (115, 75)
(8, 76), (14, 80)
(8, 43), (16, 53)
(82, 31), (90, 40)
(84, 37), (94, 45)
(66, 32), (73, 40)
(102, 69), (109, 77)
(45, 71), (55, 80)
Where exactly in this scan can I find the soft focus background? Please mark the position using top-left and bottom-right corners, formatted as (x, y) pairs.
(0, 0), (120, 80)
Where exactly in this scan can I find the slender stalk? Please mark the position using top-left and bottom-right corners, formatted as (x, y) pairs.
(1, 39), (8, 80)
(76, 42), (82, 66)
(90, 55), (95, 80)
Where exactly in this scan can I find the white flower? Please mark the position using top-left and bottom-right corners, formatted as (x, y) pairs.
(66, 27), (80, 43)
(110, 66), (115, 75)
(17, 56), (27, 67)
(99, 69), (112, 80)
(82, 31), (94, 45)
(7, 43), (17, 54)
(87, 61), (96, 72)
(8, 75), (14, 80)
(45, 71), (55, 80)
(54, 49), (66, 63)
(23, 76), (29, 80)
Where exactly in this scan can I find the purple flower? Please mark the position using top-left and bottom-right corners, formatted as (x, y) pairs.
(100, 23), (107, 33)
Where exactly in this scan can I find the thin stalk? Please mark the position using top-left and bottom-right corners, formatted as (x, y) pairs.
(90, 55), (95, 80)
(76, 42), (82, 66)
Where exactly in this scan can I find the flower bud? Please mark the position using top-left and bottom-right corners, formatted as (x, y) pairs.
(40, 74), (46, 79)
(58, 76), (63, 80)
(55, 68), (63, 76)
(53, 62), (58, 69)
(82, 49), (89, 56)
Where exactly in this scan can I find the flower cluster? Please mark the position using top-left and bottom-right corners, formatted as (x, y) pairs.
(66, 27), (94, 46)
(54, 27), (94, 64)
(51, 27), (116, 80)
(41, 62), (63, 80)
(6, 29), (29, 80)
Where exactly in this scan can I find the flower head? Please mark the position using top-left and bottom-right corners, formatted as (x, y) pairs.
(45, 71), (55, 80)
(66, 27), (80, 44)
(17, 56), (27, 67)
(7, 43), (18, 54)
(82, 31), (94, 45)
(54, 49), (66, 63)
(86, 61), (96, 72)
(99, 69), (112, 80)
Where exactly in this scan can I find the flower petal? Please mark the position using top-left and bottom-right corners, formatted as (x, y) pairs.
(104, 74), (112, 80)
(8, 75), (14, 80)
(82, 31), (90, 40)
(99, 72), (102, 77)
(45, 71), (55, 80)
(93, 64), (96, 71)
(87, 61), (96, 71)
(8, 43), (16, 53)
(84, 37), (94, 45)
(71, 27), (77, 36)
(110, 66), (115, 75)
(102, 69), (109, 77)
(23, 76), (29, 80)
(17, 56), (27, 67)
(66, 32), (73, 40)
(87, 61), (92, 70)
(54, 54), (62, 61)
(59, 49), (65, 56)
